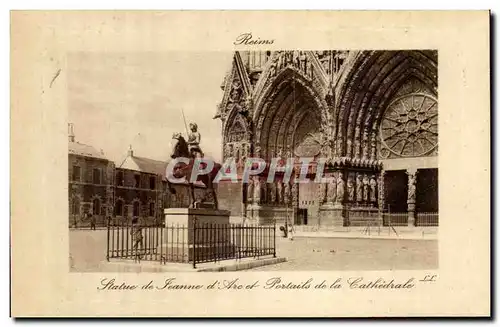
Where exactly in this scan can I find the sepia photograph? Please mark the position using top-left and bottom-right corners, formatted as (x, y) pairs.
(11, 10), (489, 317)
(68, 50), (439, 273)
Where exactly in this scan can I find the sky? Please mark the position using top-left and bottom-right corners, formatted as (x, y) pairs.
(68, 51), (234, 164)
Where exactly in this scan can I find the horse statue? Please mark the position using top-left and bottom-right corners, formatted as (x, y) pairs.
(170, 132), (222, 209)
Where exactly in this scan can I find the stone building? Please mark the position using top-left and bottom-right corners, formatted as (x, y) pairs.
(215, 50), (438, 227)
(68, 123), (114, 227)
(68, 125), (206, 227)
(115, 146), (206, 225)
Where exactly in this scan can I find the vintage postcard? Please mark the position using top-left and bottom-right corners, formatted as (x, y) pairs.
(11, 11), (490, 317)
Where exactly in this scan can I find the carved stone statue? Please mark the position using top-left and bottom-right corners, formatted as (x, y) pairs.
(347, 174), (355, 201)
(299, 51), (307, 72)
(277, 53), (284, 70)
(356, 173), (363, 203)
(292, 50), (300, 67)
(253, 176), (261, 205)
(261, 182), (268, 204)
(276, 181), (283, 204)
(370, 135), (377, 159)
(336, 173), (345, 204)
(247, 178), (254, 203)
(336, 136), (343, 155)
(229, 81), (242, 103)
(307, 60), (313, 79)
(362, 174), (370, 202)
(269, 61), (277, 78)
(269, 182), (276, 204)
(378, 172), (385, 208)
(284, 182), (291, 205)
(369, 175), (377, 202)
(291, 183), (299, 207)
(327, 174), (337, 204)
(407, 172), (417, 202)
(224, 143), (231, 160)
(241, 143), (248, 164)
(318, 182), (327, 205)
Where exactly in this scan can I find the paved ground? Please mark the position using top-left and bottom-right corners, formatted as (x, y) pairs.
(69, 229), (438, 272)
(248, 236), (438, 271)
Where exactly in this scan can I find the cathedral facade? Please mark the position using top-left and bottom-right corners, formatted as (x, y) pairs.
(215, 50), (438, 227)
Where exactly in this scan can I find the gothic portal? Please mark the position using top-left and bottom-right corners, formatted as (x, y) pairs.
(215, 50), (438, 227)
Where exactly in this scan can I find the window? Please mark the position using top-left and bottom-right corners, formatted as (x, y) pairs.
(92, 198), (101, 215)
(71, 198), (80, 215)
(72, 166), (81, 181)
(133, 201), (140, 217)
(149, 176), (156, 190)
(93, 168), (101, 184)
(134, 174), (141, 188)
(116, 171), (124, 186)
(115, 200), (123, 216)
(149, 202), (155, 217)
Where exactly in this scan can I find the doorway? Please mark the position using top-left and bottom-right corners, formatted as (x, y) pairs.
(416, 168), (438, 212)
(384, 170), (408, 213)
(296, 208), (308, 225)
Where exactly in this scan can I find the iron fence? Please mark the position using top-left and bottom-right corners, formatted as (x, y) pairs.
(106, 220), (276, 268)
(416, 212), (439, 226)
(382, 212), (409, 226)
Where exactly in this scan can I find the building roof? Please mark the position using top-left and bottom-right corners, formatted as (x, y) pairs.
(68, 141), (107, 160)
(118, 152), (206, 187)
(130, 156), (168, 176)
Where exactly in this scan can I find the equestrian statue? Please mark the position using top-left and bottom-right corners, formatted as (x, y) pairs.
(170, 122), (222, 209)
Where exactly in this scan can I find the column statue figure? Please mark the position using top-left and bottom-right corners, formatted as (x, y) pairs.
(369, 175), (377, 203)
(318, 181), (327, 206)
(284, 181), (291, 206)
(406, 169), (418, 226)
(356, 173), (363, 203)
(269, 182), (276, 204)
(362, 174), (370, 202)
(276, 181), (284, 205)
(336, 173), (345, 205)
(347, 174), (355, 202)
(326, 173), (337, 205)
(247, 176), (254, 204)
(408, 173), (417, 202)
(253, 176), (261, 205)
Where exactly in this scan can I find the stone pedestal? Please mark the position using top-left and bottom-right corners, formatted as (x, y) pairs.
(160, 208), (233, 263)
(164, 208), (231, 225)
(318, 204), (345, 227)
(407, 204), (416, 226)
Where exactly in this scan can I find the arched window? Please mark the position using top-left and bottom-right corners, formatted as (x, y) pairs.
(115, 199), (124, 216)
(133, 201), (140, 217)
(92, 198), (101, 215)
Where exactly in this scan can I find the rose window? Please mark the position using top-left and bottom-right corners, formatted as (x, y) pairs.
(380, 93), (438, 158)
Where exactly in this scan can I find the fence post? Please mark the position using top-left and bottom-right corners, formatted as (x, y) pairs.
(106, 217), (110, 261)
(193, 219), (197, 269)
(273, 222), (276, 258)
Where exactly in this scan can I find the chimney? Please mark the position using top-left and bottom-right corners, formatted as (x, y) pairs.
(68, 123), (75, 142)
(128, 144), (133, 157)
